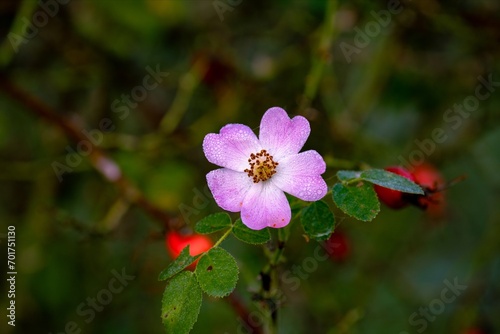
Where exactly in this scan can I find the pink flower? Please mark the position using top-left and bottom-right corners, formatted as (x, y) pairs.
(203, 107), (328, 230)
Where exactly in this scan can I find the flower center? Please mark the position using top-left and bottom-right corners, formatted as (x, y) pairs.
(244, 149), (279, 183)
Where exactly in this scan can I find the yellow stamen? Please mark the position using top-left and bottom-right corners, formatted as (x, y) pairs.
(244, 149), (279, 183)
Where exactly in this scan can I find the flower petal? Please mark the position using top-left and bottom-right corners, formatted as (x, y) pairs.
(258, 107), (310, 160)
(203, 123), (261, 171)
(207, 168), (253, 212)
(271, 150), (327, 201)
(241, 182), (291, 230)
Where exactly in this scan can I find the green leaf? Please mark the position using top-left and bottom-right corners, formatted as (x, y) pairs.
(301, 201), (336, 241)
(195, 247), (239, 297)
(161, 271), (202, 334)
(361, 169), (424, 194)
(232, 219), (271, 244)
(337, 170), (361, 181)
(195, 212), (232, 234)
(332, 182), (380, 221)
(158, 246), (200, 281)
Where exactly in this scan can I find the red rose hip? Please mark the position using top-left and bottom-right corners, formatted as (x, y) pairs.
(165, 231), (213, 269)
(325, 230), (350, 262)
(412, 163), (446, 218)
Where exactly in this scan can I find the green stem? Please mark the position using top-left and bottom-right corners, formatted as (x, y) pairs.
(0, 0), (38, 67)
(271, 229), (286, 266)
(343, 177), (363, 186)
(213, 227), (233, 248)
(299, 0), (337, 111)
(261, 227), (289, 334)
(159, 58), (207, 135)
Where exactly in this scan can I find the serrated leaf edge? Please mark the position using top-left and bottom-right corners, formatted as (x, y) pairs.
(194, 247), (239, 298)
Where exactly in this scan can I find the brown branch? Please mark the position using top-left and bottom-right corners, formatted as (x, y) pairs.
(0, 74), (262, 331)
(0, 73), (174, 230)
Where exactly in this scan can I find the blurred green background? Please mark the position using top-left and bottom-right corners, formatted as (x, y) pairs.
(0, 0), (499, 333)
